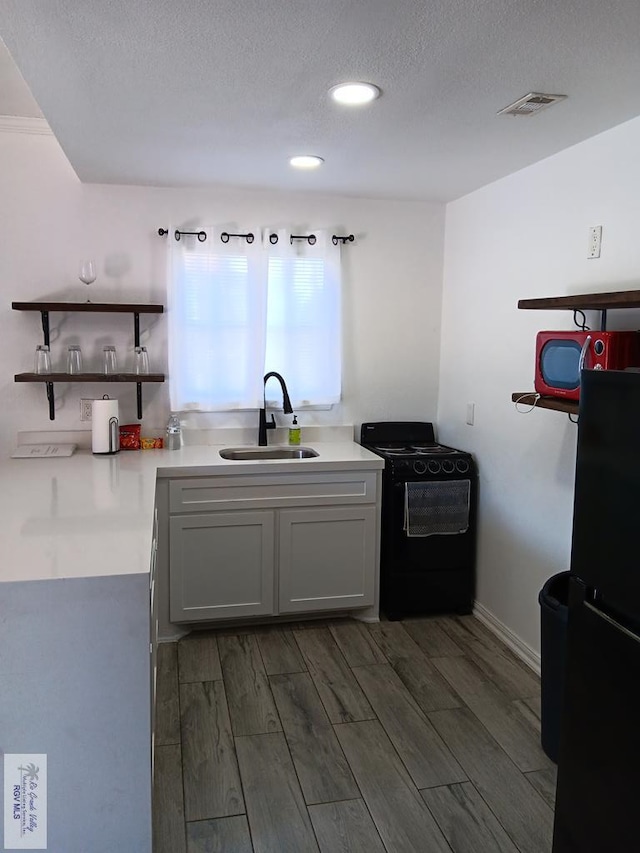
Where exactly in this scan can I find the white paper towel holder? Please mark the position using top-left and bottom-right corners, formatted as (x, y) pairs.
(92, 395), (120, 456)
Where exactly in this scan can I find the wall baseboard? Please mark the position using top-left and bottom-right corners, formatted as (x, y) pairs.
(473, 601), (541, 676)
(157, 631), (188, 644)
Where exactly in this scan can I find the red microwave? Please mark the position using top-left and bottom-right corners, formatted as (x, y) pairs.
(535, 330), (640, 400)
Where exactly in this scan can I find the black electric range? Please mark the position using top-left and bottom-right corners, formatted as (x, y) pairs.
(361, 421), (477, 619)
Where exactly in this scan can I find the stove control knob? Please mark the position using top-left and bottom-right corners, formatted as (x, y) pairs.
(442, 460), (455, 474)
(413, 460), (427, 475)
(456, 459), (470, 474)
(427, 460), (441, 474)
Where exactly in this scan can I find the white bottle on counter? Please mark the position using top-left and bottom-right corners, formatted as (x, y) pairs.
(165, 413), (182, 451)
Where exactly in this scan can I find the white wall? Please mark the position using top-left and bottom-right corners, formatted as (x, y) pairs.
(438, 115), (640, 654)
(0, 127), (445, 456)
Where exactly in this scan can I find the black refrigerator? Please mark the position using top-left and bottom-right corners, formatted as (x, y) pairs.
(553, 369), (640, 852)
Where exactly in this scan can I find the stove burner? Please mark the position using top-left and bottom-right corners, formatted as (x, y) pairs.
(373, 446), (414, 456)
(411, 444), (455, 455)
(372, 443), (462, 457)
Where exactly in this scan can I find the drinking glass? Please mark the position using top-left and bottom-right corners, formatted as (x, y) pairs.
(103, 346), (118, 374)
(67, 345), (83, 374)
(133, 346), (149, 375)
(34, 345), (51, 374)
(79, 260), (97, 302)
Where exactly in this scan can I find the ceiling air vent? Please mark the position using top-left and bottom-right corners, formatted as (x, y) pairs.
(497, 92), (567, 117)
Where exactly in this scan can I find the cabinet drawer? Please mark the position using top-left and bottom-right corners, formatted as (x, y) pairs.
(169, 471), (378, 513)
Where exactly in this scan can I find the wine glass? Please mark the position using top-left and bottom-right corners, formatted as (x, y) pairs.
(79, 260), (96, 301)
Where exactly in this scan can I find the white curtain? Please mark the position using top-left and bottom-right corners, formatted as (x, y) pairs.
(167, 226), (342, 412)
(265, 230), (341, 407)
(168, 226), (267, 411)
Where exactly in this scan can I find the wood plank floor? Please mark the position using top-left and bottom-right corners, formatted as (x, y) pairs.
(153, 615), (555, 853)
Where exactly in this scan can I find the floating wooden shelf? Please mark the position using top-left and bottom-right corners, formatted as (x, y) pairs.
(15, 373), (165, 383)
(13, 301), (165, 420)
(12, 301), (163, 313)
(518, 289), (640, 311)
(511, 393), (578, 416)
(514, 289), (640, 416)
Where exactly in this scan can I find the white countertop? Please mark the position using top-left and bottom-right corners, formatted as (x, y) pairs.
(0, 441), (383, 584)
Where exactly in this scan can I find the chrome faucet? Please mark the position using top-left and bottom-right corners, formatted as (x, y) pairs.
(258, 372), (293, 446)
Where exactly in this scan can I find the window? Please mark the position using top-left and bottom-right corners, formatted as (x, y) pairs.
(168, 228), (341, 411)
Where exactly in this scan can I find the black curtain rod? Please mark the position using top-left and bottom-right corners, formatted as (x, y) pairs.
(157, 228), (254, 244)
(287, 233), (356, 245)
(158, 228), (355, 246)
(288, 234), (355, 245)
(221, 231), (254, 244)
(158, 228), (207, 242)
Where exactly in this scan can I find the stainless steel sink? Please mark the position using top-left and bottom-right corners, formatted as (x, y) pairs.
(219, 446), (319, 460)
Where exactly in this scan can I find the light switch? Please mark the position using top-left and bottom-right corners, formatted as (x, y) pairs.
(466, 402), (475, 426)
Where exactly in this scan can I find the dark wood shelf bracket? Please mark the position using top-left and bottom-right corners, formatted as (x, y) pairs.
(41, 311), (50, 347)
(46, 381), (54, 420)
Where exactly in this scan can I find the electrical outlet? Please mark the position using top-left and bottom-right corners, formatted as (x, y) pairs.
(80, 399), (92, 421)
(588, 225), (602, 259)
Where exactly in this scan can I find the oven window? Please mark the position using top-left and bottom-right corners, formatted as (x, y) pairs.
(540, 340), (581, 389)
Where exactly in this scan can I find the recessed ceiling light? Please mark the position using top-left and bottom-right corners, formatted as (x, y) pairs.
(289, 155), (324, 170)
(329, 82), (381, 105)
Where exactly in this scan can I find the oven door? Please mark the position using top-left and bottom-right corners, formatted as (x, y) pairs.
(379, 471), (477, 618)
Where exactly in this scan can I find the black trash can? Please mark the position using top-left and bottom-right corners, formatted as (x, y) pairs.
(538, 571), (570, 763)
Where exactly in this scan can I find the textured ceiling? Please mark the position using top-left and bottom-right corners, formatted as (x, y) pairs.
(1, 0), (640, 201)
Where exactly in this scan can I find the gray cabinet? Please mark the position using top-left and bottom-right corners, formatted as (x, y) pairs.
(149, 508), (159, 767)
(167, 469), (380, 625)
(278, 506), (376, 613)
(170, 510), (275, 621)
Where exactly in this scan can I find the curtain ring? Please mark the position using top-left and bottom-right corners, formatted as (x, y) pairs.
(246, 233), (255, 244)
(174, 230), (181, 241)
(220, 232), (230, 243)
(269, 233), (278, 244)
(197, 231), (207, 242)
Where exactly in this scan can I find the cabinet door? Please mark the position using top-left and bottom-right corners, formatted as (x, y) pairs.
(170, 511), (274, 622)
(278, 506), (376, 614)
(149, 532), (158, 776)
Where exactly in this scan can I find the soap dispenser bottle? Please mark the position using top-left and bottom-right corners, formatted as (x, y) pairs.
(289, 415), (301, 446)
